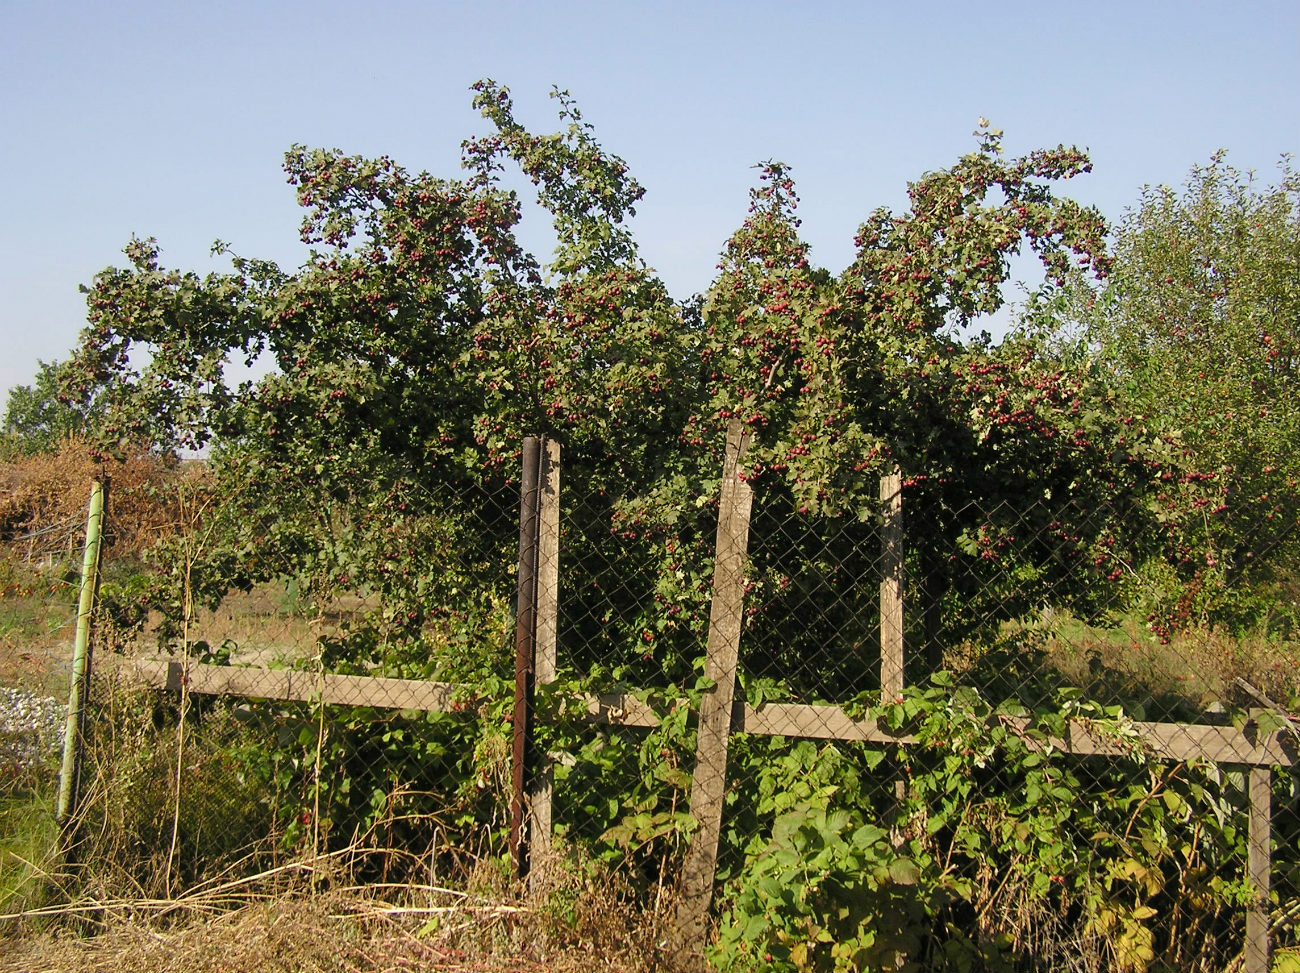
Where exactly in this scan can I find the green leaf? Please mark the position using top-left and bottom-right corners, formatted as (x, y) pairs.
(887, 858), (921, 885)
(1254, 710), (1291, 736)
(850, 824), (888, 849)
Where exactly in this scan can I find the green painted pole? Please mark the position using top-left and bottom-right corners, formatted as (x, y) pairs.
(56, 478), (107, 832)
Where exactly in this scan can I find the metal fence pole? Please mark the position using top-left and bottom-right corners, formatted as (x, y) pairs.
(56, 477), (108, 840)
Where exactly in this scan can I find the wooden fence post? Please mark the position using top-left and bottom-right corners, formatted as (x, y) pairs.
(879, 469), (904, 700)
(670, 420), (754, 968)
(529, 439), (561, 888)
(510, 437), (543, 880)
(1245, 765), (1271, 972)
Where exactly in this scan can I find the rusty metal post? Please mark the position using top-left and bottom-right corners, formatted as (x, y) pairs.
(510, 437), (542, 880)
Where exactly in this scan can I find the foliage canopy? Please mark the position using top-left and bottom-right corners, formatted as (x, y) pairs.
(60, 83), (1151, 685)
(1, 360), (97, 460)
(1027, 153), (1300, 634)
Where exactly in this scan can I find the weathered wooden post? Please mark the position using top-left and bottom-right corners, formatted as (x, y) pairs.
(510, 437), (542, 880)
(879, 468), (904, 700)
(529, 439), (561, 887)
(878, 469), (910, 837)
(1245, 764), (1271, 972)
(510, 436), (561, 884)
(670, 420), (754, 967)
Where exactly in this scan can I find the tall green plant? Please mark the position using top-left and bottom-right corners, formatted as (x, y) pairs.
(1026, 154), (1300, 635)
(711, 675), (1259, 973)
(1, 360), (97, 459)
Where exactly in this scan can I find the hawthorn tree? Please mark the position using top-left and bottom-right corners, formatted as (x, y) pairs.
(64, 84), (1142, 696)
(56, 95), (1296, 967)
(682, 132), (1151, 693)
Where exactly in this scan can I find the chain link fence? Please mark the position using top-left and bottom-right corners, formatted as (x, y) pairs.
(6, 428), (1297, 971)
(538, 430), (1298, 971)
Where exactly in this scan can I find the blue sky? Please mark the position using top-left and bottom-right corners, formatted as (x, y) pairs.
(2, 0), (1296, 395)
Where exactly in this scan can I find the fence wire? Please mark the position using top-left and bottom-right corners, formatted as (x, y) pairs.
(547, 451), (1299, 972)
(3, 435), (1297, 972)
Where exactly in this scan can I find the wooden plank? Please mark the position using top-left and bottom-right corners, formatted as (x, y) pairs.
(671, 420), (754, 966)
(132, 658), (1298, 768)
(573, 690), (1298, 767)
(733, 701), (915, 745)
(734, 700), (1295, 766)
(585, 691), (662, 728)
(131, 658), (459, 712)
(529, 438), (561, 881)
(879, 470), (904, 699)
(1062, 719), (1297, 766)
(1245, 765), (1271, 973)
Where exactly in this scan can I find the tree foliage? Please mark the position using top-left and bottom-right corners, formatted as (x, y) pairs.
(1, 359), (97, 459)
(61, 86), (1142, 690)
(1029, 153), (1300, 633)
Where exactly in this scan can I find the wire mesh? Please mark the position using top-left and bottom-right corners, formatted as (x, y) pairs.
(711, 482), (1299, 972)
(54, 460), (524, 894)
(4, 432), (1295, 971)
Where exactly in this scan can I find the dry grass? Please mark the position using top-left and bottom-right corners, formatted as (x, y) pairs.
(947, 608), (1300, 721)
(0, 586), (73, 696)
(0, 443), (184, 565)
(0, 440), (192, 694)
(0, 572), (371, 698)
(175, 586), (382, 666)
(3, 894), (492, 973)
(1038, 611), (1300, 713)
(0, 848), (670, 973)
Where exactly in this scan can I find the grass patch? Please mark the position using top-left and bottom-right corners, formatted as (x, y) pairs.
(0, 785), (60, 920)
(1026, 608), (1299, 718)
(0, 574), (76, 696)
(943, 606), (1300, 722)
(175, 584), (381, 667)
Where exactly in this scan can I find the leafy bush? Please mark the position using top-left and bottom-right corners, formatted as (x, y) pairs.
(710, 675), (1265, 973)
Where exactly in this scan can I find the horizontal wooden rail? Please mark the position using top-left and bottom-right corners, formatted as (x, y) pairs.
(594, 692), (1298, 767)
(132, 658), (459, 714)
(130, 659), (1298, 768)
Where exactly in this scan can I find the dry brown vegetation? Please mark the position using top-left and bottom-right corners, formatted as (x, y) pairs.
(1, 849), (668, 973)
(1022, 606), (1300, 720)
(0, 440), (188, 569)
(0, 442), (196, 692)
